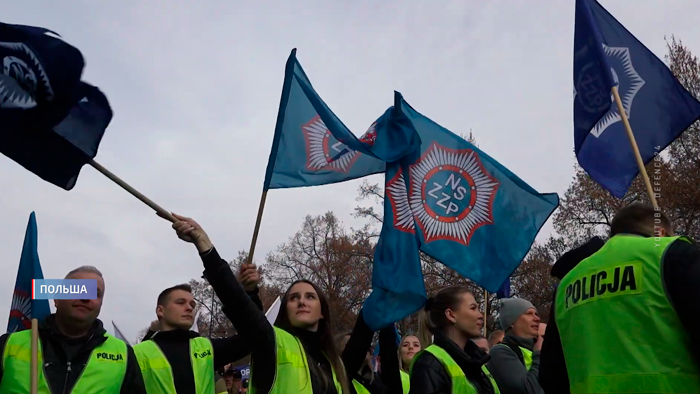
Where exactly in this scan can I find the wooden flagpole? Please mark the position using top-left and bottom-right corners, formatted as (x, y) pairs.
(30, 318), (38, 394)
(483, 289), (489, 338)
(611, 86), (659, 209)
(246, 190), (268, 265)
(88, 160), (176, 222)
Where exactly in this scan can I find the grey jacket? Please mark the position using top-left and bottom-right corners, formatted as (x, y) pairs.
(487, 334), (545, 394)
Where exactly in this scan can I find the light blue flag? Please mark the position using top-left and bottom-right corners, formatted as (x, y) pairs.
(7, 212), (51, 332)
(364, 94), (560, 330)
(263, 49), (420, 190)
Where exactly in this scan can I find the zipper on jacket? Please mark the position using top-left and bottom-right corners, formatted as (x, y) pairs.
(61, 333), (95, 394)
(62, 362), (72, 394)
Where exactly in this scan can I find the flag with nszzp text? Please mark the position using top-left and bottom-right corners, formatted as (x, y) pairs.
(262, 49), (420, 190)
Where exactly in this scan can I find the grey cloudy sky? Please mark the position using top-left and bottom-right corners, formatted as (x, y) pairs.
(2, 0), (699, 343)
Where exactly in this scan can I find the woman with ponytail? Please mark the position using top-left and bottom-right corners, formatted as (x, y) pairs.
(409, 287), (499, 394)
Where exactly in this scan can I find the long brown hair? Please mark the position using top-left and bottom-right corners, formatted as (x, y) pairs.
(418, 286), (472, 347)
(274, 279), (351, 394)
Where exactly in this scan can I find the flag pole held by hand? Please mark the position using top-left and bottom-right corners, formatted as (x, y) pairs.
(30, 318), (39, 394)
(88, 159), (176, 222)
(611, 86), (659, 210)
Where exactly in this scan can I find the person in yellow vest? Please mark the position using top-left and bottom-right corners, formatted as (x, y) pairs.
(133, 271), (262, 394)
(539, 236), (604, 391)
(165, 212), (357, 393)
(0, 265), (146, 394)
(397, 334), (421, 394)
(409, 286), (499, 394)
(486, 298), (544, 394)
(541, 203), (700, 394)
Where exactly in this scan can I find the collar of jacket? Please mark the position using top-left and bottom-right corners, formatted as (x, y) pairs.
(503, 333), (536, 351)
(39, 313), (107, 348)
(433, 330), (490, 369)
(151, 328), (201, 341)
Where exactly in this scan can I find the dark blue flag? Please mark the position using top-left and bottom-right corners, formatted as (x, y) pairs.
(496, 278), (511, 299)
(0, 23), (111, 190)
(263, 49), (419, 190)
(7, 212), (50, 333)
(364, 93), (559, 330)
(0, 22), (85, 133)
(2, 81), (112, 190)
(573, 0), (700, 198)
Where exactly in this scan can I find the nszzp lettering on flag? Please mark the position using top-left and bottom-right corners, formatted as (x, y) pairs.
(32, 279), (97, 300)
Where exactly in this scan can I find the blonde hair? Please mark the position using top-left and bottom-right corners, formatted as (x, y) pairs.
(397, 334), (422, 372)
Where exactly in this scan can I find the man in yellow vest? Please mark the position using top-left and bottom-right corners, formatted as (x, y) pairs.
(0, 265), (146, 393)
(541, 203), (700, 393)
(134, 270), (263, 393)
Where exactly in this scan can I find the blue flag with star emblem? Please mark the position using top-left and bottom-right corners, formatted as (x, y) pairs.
(0, 22), (113, 190)
(263, 49), (419, 190)
(363, 93), (559, 330)
(573, 0), (700, 198)
(7, 212), (50, 333)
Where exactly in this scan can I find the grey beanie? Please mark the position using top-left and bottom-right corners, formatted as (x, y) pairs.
(499, 298), (536, 331)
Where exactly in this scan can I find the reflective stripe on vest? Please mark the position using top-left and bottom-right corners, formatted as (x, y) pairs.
(409, 344), (500, 394)
(495, 344), (533, 370)
(520, 347), (532, 370)
(0, 329), (127, 394)
(133, 337), (214, 394)
(249, 326), (342, 394)
(399, 369), (410, 394)
(352, 379), (371, 394)
(555, 235), (700, 393)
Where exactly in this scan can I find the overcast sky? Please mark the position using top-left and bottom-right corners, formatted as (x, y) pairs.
(2, 0), (699, 343)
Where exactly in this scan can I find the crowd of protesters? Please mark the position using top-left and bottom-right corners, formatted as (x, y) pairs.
(1, 203), (699, 393)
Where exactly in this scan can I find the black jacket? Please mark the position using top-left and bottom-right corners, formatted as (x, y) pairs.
(540, 235), (700, 393)
(0, 315), (145, 394)
(347, 323), (402, 394)
(199, 247), (403, 394)
(409, 330), (494, 394)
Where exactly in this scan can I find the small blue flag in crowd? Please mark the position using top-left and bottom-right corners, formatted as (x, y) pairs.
(573, 0), (700, 198)
(0, 22), (112, 190)
(263, 49), (420, 190)
(496, 278), (511, 299)
(365, 94), (559, 330)
(372, 324), (402, 357)
(7, 212), (51, 333)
